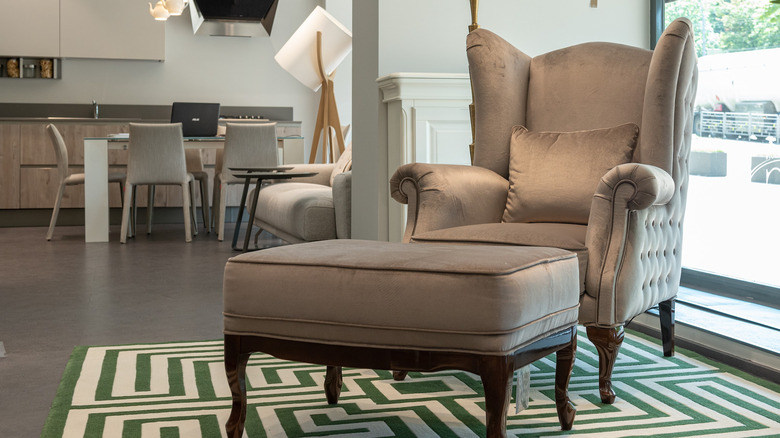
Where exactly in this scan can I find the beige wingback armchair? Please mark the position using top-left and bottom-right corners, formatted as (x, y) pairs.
(389, 18), (698, 404)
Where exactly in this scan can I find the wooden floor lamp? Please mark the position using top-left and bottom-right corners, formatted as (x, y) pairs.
(274, 6), (352, 164)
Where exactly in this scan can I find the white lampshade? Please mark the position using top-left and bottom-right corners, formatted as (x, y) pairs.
(274, 6), (352, 92)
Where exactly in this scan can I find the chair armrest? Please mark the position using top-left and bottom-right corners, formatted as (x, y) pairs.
(390, 163), (509, 241)
(332, 171), (352, 239)
(283, 163), (334, 185)
(584, 163), (678, 326)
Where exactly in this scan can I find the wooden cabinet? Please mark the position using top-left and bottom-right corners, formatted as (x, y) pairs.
(60, 0), (165, 61)
(0, 0), (60, 58)
(0, 124), (21, 208)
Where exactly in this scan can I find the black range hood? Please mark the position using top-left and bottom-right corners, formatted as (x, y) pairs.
(190, 0), (279, 37)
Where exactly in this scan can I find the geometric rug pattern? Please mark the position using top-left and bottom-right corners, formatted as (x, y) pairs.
(42, 329), (780, 437)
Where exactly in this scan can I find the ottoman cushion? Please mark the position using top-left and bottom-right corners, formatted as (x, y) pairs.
(223, 240), (579, 356)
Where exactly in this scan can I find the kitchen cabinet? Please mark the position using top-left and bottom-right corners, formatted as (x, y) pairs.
(0, 0), (60, 58)
(60, 0), (165, 61)
(0, 124), (21, 208)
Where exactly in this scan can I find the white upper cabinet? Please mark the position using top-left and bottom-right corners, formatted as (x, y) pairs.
(60, 0), (165, 61)
(0, 0), (61, 57)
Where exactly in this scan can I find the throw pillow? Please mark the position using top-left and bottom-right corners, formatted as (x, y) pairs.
(502, 123), (639, 224)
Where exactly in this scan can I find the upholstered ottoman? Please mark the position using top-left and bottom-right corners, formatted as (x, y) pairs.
(223, 240), (580, 437)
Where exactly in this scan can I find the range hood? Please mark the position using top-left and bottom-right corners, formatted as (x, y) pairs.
(189, 0), (278, 37)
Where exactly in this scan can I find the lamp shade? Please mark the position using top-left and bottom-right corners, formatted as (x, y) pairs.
(274, 6), (352, 92)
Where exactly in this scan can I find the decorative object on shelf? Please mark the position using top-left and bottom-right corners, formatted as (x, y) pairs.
(40, 59), (53, 79)
(6, 58), (19, 78)
(23, 63), (37, 78)
(149, 0), (171, 20)
(275, 6), (351, 164)
(148, 0), (188, 21)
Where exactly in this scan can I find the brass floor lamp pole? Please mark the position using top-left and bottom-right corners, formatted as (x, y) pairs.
(309, 31), (346, 164)
(468, 0), (479, 164)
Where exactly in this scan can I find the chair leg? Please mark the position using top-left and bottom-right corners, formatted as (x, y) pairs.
(118, 181), (125, 208)
(199, 178), (210, 234)
(586, 325), (624, 404)
(182, 183), (193, 242)
(392, 371), (408, 381)
(324, 366), (343, 404)
(189, 180), (199, 237)
(147, 185), (155, 235)
(120, 183), (135, 244)
(224, 335), (251, 438)
(211, 178), (219, 233)
(479, 356), (513, 438)
(659, 298), (675, 357)
(218, 182), (228, 241)
(46, 183), (67, 241)
(130, 186), (138, 238)
(555, 332), (577, 431)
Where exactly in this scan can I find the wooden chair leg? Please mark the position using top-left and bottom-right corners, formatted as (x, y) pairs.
(324, 366), (343, 404)
(392, 371), (408, 381)
(586, 325), (624, 404)
(224, 335), (251, 438)
(479, 356), (513, 438)
(659, 298), (675, 357)
(555, 332), (577, 430)
(46, 183), (66, 241)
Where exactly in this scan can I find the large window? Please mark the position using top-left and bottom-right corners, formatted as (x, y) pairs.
(663, 0), (780, 304)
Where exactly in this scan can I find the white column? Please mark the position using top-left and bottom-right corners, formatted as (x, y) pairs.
(83, 138), (110, 243)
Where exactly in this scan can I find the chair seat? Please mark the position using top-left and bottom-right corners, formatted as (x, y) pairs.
(252, 182), (336, 242)
(64, 171), (125, 186)
(223, 240), (580, 355)
(410, 222), (588, 292)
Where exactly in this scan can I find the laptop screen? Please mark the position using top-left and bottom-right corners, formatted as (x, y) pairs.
(170, 102), (221, 137)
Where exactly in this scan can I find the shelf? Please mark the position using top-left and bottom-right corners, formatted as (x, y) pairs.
(0, 57), (61, 79)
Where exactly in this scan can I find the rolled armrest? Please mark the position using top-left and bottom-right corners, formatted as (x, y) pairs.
(584, 163), (677, 326)
(333, 171), (352, 239)
(390, 163), (509, 241)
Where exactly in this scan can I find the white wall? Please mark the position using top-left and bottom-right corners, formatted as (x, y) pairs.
(353, 0), (650, 240)
(0, 0), (325, 159)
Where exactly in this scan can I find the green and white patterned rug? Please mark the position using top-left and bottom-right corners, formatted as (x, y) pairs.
(43, 329), (780, 437)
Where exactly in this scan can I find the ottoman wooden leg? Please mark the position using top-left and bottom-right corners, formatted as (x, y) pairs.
(586, 325), (624, 404)
(324, 366), (343, 404)
(555, 332), (577, 430)
(392, 370), (408, 381)
(225, 335), (251, 438)
(479, 356), (514, 438)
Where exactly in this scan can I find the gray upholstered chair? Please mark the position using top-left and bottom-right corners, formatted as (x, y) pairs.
(248, 144), (352, 243)
(45, 124), (125, 241)
(212, 123), (278, 241)
(389, 18), (698, 404)
(120, 123), (195, 243)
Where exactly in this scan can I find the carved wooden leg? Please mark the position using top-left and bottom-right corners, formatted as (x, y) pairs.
(586, 325), (624, 404)
(479, 356), (513, 438)
(392, 371), (408, 381)
(659, 298), (675, 357)
(555, 331), (577, 430)
(224, 335), (251, 438)
(324, 366), (343, 404)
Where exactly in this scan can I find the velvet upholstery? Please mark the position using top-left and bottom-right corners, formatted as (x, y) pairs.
(223, 240), (579, 355)
(389, 18), (698, 330)
(503, 123), (638, 224)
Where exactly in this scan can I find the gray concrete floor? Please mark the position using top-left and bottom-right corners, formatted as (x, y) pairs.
(0, 223), (284, 437)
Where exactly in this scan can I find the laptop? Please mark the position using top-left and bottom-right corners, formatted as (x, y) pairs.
(170, 102), (221, 137)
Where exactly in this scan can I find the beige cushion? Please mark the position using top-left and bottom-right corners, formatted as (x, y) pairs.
(329, 144), (352, 186)
(411, 222), (588, 292)
(253, 182), (336, 242)
(223, 240), (580, 356)
(503, 123), (639, 225)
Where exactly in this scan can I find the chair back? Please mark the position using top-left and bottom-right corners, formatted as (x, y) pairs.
(126, 123), (188, 185)
(46, 124), (69, 183)
(467, 18), (697, 183)
(221, 123), (278, 183)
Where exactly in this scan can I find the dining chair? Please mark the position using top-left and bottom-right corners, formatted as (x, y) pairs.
(186, 149), (210, 232)
(46, 124), (126, 241)
(212, 122), (278, 241)
(120, 123), (196, 243)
